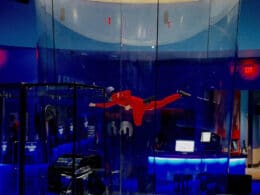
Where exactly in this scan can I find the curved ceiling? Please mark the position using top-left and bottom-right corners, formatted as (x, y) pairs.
(87, 0), (199, 4)
(37, 0), (239, 46)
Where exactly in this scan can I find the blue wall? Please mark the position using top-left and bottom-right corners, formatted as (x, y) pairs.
(238, 0), (260, 51)
(0, 0), (37, 48)
(0, 0), (38, 83)
(0, 46), (37, 83)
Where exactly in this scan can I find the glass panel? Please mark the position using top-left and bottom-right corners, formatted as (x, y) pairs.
(0, 86), (20, 195)
(14, 84), (105, 195)
(36, 0), (122, 83)
(158, 0), (211, 59)
(35, 0), (123, 193)
(249, 90), (260, 167)
(154, 0), (241, 194)
(35, 0), (56, 82)
(208, 0), (240, 58)
(74, 86), (106, 195)
(22, 85), (76, 195)
(118, 1), (158, 194)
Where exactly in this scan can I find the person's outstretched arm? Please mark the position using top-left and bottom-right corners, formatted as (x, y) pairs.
(89, 101), (116, 108)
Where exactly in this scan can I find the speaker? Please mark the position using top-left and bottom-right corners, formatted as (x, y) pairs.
(16, 0), (29, 4)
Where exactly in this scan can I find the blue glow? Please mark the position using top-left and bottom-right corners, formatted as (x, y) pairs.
(58, 125), (64, 135)
(1, 143), (7, 152)
(84, 120), (88, 128)
(148, 156), (245, 167)
(148, 156), (201, 164)
(202, 158), (227, 164)
(25, 144), (37, 152)
(229, 158), (246, 166)
(69, 123), (73, 132)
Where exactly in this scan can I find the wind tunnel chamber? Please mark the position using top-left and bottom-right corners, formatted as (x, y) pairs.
(33, 0), (247, 194)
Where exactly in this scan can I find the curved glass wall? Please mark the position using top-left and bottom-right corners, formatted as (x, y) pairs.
(15, 0), (244, 194)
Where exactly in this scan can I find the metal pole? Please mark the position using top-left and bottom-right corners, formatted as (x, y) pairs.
(19, 84), (27, 195)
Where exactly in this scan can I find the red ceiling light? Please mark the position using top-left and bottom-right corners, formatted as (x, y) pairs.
(36, 48), (39, 60)
(239, 59), (260, 80)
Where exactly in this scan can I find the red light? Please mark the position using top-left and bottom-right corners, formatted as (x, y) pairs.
(244, 66), (253, 74)
(0, 49), (8, 69)
(36, 48), (39, 61)
(106, 16), (112, 25)
(239, 59), (260, 80)
(164, 11), (171, 28)
(229, 62), (235, 75)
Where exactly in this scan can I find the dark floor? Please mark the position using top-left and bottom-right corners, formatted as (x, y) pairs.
(1, 164), (260, 194)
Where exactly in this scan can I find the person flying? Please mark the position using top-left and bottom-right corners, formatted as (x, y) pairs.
(89, 88), (190, 126)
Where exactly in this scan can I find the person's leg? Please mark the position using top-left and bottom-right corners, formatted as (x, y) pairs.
(132, 105), (145, 126)
(145, 93), (182, 110)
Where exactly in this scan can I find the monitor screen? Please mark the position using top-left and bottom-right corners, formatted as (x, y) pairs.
(201, 132), (211, 142)
(175, 140), (195, 153)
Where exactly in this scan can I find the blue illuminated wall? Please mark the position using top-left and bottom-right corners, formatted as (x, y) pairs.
(0, 46), (37, 83)
(238, 0), (260, 52)
(0, 0), (37, 48)
(0, 0), (38, 84)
